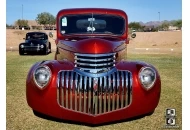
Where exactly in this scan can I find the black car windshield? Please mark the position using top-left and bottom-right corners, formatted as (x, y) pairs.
(26, 33), (47, 40)
(60, 14), (125, 35)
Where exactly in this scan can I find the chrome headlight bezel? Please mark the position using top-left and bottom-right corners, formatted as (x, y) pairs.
(40, 44), (44, 48)
(33, 65), (52, 89)
(139, 67), (156, 90)
(20, 44), (24, 48)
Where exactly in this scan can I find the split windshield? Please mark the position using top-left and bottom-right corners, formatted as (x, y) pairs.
(60, 14), (125, 35)
(26, 33), (47, 40)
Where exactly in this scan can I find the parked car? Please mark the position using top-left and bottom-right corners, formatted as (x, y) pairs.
(19, 32), (51, 55)
(26, 8), (161, 125)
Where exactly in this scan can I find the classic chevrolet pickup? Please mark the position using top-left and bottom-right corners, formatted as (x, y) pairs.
(26, 8), (161, 125)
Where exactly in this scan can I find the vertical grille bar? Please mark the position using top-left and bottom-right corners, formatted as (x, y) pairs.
(84, 76), (87, 113)
(103, 76), (107, 113)
(75, 73), (78, 111)
(66, 72), (69, 108)
(70, 72), (73, 109)
(61, 72), (65, 106)
(128, 72), (132, 105)
(79, 75), (82, 112)
(108, 75), (111, 112)
(116, 71), (120, 109)
(125, 71), (128, 106)
(93, 78), (98, 115)
(121, 71), (124, 108)
(112, 73), (116, 111)
(99, 77), (102, 114)
(88, 77), (92, 114)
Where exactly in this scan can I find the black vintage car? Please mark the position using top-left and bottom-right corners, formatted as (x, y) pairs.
(19, 32), (51, 55)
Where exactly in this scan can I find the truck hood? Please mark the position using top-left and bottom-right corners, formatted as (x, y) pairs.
(57, 38), (126, 54)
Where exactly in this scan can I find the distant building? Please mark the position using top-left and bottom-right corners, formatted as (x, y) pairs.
(143, 25), (155, 32)
(168, 26), (179, 31)
(14, 20), (56, 30)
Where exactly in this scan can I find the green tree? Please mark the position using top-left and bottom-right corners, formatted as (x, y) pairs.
(128, 22), (142, 31)
(173, 19), (182, 29)
(16, 19), (29, 27)
(160, 22), (169, 30)
(36, 12), (56, 27)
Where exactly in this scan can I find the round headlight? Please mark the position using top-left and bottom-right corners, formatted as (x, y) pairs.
(40, 45), (44, 48)
(33, 66), (51, 89)
(139, 67), (156, 90)
(20, 45), (24, 48)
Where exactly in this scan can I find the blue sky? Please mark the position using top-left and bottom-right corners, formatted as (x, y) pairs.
(6, 0), (182, 25)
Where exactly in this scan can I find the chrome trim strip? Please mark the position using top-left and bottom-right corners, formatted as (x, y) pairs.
(78, 67), (112, 71)
(75, 57), (114, 62)
(75, 53), (116, 57)
(75, 62), (114, 66)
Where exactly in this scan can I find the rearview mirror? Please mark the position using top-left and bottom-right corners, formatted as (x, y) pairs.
(49, 32), (53, 38)
(131, 32), (136, 38)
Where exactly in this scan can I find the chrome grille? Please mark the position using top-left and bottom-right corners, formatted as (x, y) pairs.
(74, 53), (116, 73)
(57, 68), (132, 115)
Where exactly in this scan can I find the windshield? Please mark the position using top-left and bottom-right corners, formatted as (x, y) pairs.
(60, 14), (125, 35)
(26, 33), (47, 40)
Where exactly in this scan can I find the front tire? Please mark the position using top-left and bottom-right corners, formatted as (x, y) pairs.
(43, 48), (48, 55)
(48, 43), (51, 53)
(19, 49), (24, 55)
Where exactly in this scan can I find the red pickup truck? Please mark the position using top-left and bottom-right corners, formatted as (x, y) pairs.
(26, 8), (161, 125)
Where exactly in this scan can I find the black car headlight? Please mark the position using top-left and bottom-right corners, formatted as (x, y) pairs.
(40, 45), (44, 48)
(139, 67), (156, 90)
(33, 66), (51, 89)
(20, 45), (24, 48)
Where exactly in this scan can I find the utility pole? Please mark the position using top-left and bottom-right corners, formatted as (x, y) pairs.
(158, 12), (160, 21)
(158, 12), (160, 31)
(22, 4), (23, 20)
